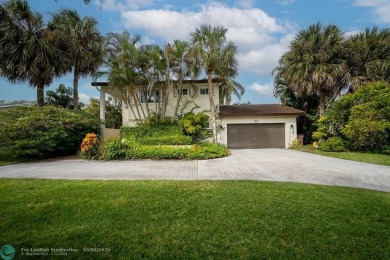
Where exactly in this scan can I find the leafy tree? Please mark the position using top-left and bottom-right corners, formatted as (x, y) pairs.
(49, 9), (104, 110)
(274, 23), (349, 117)
(274, 84), (319, 144)
(190, 25), (238, 143)
(45, 84), (84, 109)
(0, 0), (68, 106)
(0, 105), (100, 159)
(313, 81), (390, 152)
(84, 97), (122, 129)
(343, 27), (390, 91)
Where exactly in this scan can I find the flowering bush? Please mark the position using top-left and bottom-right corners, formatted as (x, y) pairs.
(80, 133), (99, 159)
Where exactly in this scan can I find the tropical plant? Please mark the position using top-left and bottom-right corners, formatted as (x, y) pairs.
(169, 40), (191, 121)
(0, 105), (100, 159)
(0, 0), (68, 106)
(218, 78), (245, 105)
(343, 27), (390, 91)
(178, 112), (210, 142)
(49, 9), (104, 109)
(45, 84), (84, 109)
(104, 31), (145, 123)
(273, 23), (349, 117)
(190, 25), (238, 142)
(84, 97), (122, 128)
(313, 81), (390, 152)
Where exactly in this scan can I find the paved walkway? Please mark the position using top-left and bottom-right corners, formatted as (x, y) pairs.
(0, 149), (389, 192)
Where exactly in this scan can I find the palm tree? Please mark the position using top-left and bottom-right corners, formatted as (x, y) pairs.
(169, 40), (191, 121)
(49, 10), (104, 109)
(344, 27), (390, 91)
(104, 31), (145, 123)
(218, 77), (245, 105)
(190, 25), (238, 143)
(0, 0), (67, 106)
(273, 23), (349, 117)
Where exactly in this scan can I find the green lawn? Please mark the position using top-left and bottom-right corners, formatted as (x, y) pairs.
(0, 179), (388, 259)
(299, 146), (390, 166)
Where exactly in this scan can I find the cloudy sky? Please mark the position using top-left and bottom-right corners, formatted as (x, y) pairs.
(1, 0), (389, 104)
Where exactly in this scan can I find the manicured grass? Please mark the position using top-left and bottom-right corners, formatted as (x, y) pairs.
(299, 146), (390, 166)
(0, 179), (389, 259)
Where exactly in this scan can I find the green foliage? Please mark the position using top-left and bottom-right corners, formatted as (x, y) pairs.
(45, 84), (84, 109)
(141, 112), (174, 127)
(0, 105), (100, 159)
(139, 136), (192, 145)
(289, 139), (303, 149)
(341, 82), (390, 151)
(313, 81), (390, 152)
(178, 112), (210, 142)
(84, 97), (122, 129)
(318, 137), (347, 152)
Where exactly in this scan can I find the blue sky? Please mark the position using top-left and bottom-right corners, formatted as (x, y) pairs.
(1, 0), (389, 104)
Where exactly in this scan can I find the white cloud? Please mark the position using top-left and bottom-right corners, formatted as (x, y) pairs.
(236, 0), (254, 8)
(120, 2), (295, 76)
(275, 0), (295, 5)
(353, 0), (390, 23)
(345, 30), (361, 38)
(79, 93), (93, 105)
(249, 83), (274, 97)
(96, 0), (154, 11)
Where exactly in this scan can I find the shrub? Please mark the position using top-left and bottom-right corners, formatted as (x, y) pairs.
(289, 139), (303, 149)
(312, 81), (390, 153)
(139, 135), (192, 145)
(121, 125), (193, 145)
(318, 137), (347, 152)
(188, 142), (230, 160)
(0, 106), (100, 159)
(80, 133), (99, 160)
(178, 112), (210, 142)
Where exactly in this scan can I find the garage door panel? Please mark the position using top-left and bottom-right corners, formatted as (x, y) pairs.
(227, 123), (285, 149)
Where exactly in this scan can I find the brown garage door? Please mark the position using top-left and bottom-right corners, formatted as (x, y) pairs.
(227, 123), (285, 149)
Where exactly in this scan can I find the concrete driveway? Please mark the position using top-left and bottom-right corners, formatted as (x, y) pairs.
(0, 149), (389, 192)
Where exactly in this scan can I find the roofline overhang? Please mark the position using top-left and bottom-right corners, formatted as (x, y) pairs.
(91, 79), (223, 87)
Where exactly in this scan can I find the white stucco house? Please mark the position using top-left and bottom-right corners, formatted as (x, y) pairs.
(91, 80), (304, 149)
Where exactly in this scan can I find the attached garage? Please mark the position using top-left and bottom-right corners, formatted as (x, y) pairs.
(227, 123), (285, 149)
(219, 105), (305, 149)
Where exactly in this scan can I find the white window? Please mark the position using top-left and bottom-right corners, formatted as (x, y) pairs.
(200, 88), (208, 95)
(140, 89), (160, 103)
(177, 88), (189, 96)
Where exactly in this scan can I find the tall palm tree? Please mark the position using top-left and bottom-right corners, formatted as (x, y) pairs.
(190, 25), (238, 143)
(344, 27), (390, 91)
(170, 40), (191, 121)
(273, 23), (349, 117)
(104, 31), (145, 123)
(0, 0), (67, 106)
(49, 10), (104, 109)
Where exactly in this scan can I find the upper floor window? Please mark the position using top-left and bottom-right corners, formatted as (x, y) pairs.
(176, 88), (189, 96)
(140, 89), (160, 103)
(200, 88), (208, 95)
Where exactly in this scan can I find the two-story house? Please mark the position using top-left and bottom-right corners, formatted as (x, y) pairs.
(92, 80), (304, 149)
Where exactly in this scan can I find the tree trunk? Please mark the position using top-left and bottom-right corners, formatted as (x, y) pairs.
(73, 67), (80, 110)
(208, 71), (217, 143)
(37, 84), (45, 107)
(319, 89), (325, 117)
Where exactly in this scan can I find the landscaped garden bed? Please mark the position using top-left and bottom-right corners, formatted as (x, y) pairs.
(80, 125), (230, 160)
